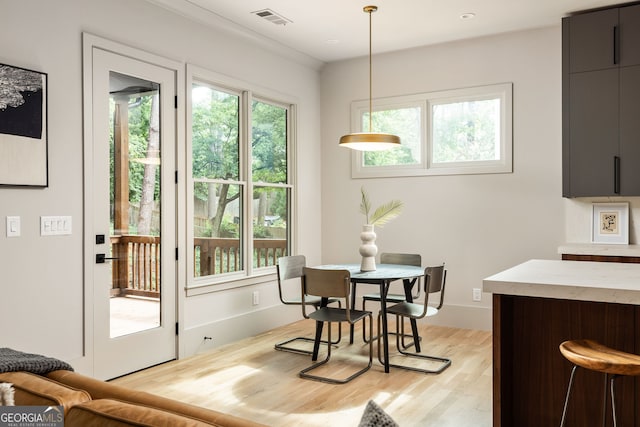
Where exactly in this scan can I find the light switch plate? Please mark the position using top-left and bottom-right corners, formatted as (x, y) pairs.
(6, 216), (20, 237)
(40, 216), (72, 236)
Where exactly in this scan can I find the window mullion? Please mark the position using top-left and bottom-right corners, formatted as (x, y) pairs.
(241, 90), (253, 276)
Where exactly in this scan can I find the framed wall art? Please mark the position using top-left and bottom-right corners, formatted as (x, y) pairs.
(591, 202), (629, 244)
(0, 62), (48, 187)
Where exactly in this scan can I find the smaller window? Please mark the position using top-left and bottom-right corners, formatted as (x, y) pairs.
(350, 83), (512, 178)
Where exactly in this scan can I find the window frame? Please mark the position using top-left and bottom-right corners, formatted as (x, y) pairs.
(350, 83), (513, 178)
(186, 64), (296, 292)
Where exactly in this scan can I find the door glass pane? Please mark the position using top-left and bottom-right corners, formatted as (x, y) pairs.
(109, 71), (161, 338)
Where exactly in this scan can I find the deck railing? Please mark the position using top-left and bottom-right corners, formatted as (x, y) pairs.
(110, 236), (286, 297)
(194, 237), (287, 276)
(110, 235), (160, 298)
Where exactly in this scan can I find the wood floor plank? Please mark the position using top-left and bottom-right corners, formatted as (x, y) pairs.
(112, 320), (492, 426)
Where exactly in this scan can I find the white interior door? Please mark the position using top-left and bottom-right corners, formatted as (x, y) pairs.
(90, 47), (177, 380)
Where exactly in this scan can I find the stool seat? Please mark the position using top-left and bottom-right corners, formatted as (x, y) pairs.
(560, 339), (640, 376)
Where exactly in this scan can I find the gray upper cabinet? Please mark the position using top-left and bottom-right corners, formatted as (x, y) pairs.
(568, 8), (618, 73)
(563, 4), (640, 197)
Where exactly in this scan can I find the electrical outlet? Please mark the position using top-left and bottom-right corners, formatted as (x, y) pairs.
(473, 288), (482, 302)
(252, 291), (260, 306)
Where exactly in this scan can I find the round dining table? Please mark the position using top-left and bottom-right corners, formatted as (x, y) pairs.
(312, 263), (425, 373)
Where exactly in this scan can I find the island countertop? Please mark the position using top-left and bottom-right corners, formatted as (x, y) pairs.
(483, 258), (640, 305)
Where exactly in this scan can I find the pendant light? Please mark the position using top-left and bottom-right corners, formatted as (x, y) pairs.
(339, 5), (401, 151)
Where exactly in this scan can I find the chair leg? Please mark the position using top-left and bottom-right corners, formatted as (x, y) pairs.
(276, 300), (343, 355)
(365, 300), (420, 347)
(610, 375), (618, 427)
(362, 299), (380, 343)
(299, 322), (333, 379)
(300, 318), (372, 384)
(275, 327), (341, 355)
(275, 336), (319, 355)
(601, 373), (608, 427)
(377, 314), (450, 374)
(560, 365), (578, 427)
(397, 317), (421, 350)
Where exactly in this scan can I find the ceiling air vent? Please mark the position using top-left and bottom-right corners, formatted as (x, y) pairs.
(251, 8), (292, 26)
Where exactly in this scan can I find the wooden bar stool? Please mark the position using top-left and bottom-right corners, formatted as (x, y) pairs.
(559, 339), (640, 427)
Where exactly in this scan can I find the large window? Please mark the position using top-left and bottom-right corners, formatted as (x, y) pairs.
(351, 83), (512, 178)
(187, 67), (293, 288)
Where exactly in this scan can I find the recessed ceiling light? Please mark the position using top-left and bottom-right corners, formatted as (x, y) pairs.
(460, 13), (476, 20)
(326, 39), (340, 44)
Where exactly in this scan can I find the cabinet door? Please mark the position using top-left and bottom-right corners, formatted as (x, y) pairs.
(620, 65), (640, 195)
(568, 8), (618, 73)
(567, 69), (619, 197)
(620, 4), (640, 66)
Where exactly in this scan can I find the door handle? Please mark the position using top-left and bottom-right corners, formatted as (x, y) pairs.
(96, 254), (119, 264)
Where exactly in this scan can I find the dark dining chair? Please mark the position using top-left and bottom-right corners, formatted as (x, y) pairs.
(299, 267), (373, 384)
(274, 255), (341, 355)
(378, 264), (451, 374)
(360, 253), (422, 346)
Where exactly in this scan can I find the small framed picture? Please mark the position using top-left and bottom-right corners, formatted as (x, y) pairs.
(591, 202), (629, 244)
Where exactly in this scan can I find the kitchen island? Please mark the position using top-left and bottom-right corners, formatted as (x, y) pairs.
(483, 259), (640, 427)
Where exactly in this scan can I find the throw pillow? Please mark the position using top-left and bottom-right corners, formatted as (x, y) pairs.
(0, 382), (15, 406)
(358, 400), (399, 427)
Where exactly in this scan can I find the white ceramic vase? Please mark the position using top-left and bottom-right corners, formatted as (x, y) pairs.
(359, 224), (378, 271)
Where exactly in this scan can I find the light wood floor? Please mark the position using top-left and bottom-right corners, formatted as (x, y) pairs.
(112, 320), (493, 427)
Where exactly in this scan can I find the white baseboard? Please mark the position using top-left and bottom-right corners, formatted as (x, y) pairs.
(427, 304), (492, 331)
(181, 302), (491, 359)
(181, 304), (299, 357)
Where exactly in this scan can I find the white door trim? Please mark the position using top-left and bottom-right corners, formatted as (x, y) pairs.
(81, 33), (186, 377)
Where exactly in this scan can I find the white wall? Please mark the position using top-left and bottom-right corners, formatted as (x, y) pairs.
(0, 0), (322, 371)
(565, 197), (640, 244)
(320, 27), (566, 330)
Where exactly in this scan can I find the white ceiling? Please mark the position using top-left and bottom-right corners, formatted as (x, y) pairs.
(146, 0), (624, 63)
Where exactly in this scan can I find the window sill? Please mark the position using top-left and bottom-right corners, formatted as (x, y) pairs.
(185, 271), (276, 297)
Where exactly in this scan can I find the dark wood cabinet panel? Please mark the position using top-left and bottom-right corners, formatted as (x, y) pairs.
(567, 69), (619, 197)
(568, 8), (618, 73)
(563, 3), (640, 197)
(494, 294), (640, 427)
(620, 65), (640, 195)
(562, 253), (640, 263)
(620, 5), (640, 66)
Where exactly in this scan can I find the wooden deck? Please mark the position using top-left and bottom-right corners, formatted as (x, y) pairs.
(112, 320), (492, 426)
(109, 296), (159, 338)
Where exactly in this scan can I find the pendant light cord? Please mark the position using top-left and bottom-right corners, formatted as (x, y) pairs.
(368, 7), (373, 133)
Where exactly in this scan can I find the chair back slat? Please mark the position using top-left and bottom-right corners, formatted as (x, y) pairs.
(302, 267), (351, 300)
(380, 253), (421, 267)
(278, 255), (306, 281)
(426, 265), (445, 293)
(424, 265), (447, 310)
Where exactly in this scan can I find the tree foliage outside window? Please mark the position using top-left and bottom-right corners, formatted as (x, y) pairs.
(190, 80), (291, 281)
(108, 81), (161, 236)
(350, 83), (512, 178)
(362, 106), (421, 167)
(432, 98), (500, 163)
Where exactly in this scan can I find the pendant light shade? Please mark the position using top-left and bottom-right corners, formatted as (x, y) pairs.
(339, 5), (401, 151)
(339, 132), (401, 151)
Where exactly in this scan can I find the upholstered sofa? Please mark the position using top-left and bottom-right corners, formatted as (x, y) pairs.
(0, 370), (266, 426)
